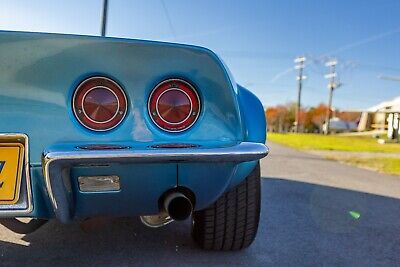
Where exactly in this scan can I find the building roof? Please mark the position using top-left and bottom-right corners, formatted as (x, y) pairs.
(367, 96), (400, 113)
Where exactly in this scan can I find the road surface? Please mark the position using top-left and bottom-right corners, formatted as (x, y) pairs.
(1, 142), (399, 266)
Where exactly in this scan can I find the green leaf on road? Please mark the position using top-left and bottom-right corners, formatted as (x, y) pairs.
(349, 211), (361, 220)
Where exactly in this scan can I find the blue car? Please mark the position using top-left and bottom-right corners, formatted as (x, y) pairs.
(0, 31), (268, 251)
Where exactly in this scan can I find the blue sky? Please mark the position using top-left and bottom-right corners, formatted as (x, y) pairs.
(1, 0), (399, 110)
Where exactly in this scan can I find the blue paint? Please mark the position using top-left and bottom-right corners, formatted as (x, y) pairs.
(237, 85), (267, 144)
(71, 163), (177, 219)
(0, 31), (243, 164)
(29, 167), (54, 218)
(178, 162), (237, 210)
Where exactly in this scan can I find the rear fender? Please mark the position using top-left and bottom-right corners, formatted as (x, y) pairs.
(228, 85), (266, 188)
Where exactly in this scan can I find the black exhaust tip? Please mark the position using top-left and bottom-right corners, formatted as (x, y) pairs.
(164, 192), (193, 221)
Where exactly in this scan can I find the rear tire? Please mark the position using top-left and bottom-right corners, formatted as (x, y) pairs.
(192, 163), (261, 251)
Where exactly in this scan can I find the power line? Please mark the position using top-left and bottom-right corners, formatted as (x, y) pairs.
(378, 75), (400, 82)
(160, 0), (177, 41)
(220, 50), (294, 59)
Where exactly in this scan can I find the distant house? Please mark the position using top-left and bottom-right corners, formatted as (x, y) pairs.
(358, 96), (400, 138)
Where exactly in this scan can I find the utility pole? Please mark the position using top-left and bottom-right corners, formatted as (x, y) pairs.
(101, 0), (108, 37)
(324, 58), (341, 134)
(294, 56), (307, 133)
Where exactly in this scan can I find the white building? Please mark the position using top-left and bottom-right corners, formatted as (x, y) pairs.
(358, 96), (400, 139)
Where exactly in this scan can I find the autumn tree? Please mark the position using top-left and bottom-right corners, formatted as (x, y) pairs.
(266, 103), (335, 133)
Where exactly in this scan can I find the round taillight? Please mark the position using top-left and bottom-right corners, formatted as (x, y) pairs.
(148, 79), (200, 132)
(73, 77), (127, 131)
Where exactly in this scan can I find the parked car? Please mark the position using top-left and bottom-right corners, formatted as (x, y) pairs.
(0, 31), (268, 250)
(322, 117), (358, 133)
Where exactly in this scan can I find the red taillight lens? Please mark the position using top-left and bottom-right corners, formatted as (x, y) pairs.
(148, 79), (200, 132)
(73, 77), (127, 131)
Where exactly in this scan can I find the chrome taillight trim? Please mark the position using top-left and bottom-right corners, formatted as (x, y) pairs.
(72, 76), (128, 132)
(148, 79), (201, 133)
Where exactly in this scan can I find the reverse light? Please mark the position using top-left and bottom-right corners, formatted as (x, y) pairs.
(78, 175), (120, 192)
(148, 79), (200, 132)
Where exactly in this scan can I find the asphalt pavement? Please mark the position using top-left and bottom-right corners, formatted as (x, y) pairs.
(1, 142), (399, 266)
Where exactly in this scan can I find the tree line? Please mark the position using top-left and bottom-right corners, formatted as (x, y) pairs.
(265, 103), (360, 133)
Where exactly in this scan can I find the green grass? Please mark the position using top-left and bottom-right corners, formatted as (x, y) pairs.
(268, 133), (400, 153)
(335, 157), (400, 176)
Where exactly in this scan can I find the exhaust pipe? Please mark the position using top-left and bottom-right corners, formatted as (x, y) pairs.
(163, 192), (193, 221)
(140, 190), (194, 228)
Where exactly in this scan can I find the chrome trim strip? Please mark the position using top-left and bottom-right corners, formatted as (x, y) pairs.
(44, 142), (268, 164)
(0, 133), (33, 217)
(42, 142), (268, 217)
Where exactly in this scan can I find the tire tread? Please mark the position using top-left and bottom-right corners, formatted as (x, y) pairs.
(192, 164), (261, 251)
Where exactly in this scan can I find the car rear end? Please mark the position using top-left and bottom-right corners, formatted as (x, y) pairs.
(0, 31), (267, 250)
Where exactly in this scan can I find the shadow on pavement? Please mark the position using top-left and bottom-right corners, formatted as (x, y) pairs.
(1, 178), (399, 266)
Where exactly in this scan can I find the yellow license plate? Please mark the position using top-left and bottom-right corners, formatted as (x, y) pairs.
(0, 143), (24, 205)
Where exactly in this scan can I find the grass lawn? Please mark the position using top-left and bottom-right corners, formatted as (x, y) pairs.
(268, 133), (400, 153)
(329, 157), (400, 176)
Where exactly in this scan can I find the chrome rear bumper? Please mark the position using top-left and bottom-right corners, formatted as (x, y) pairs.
(43, 142), (268, 164)
(42, 142), (268, 222)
